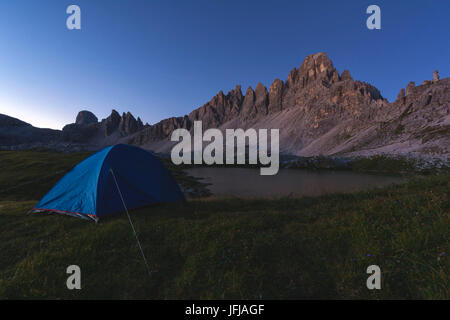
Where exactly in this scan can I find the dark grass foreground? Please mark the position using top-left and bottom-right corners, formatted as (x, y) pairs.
(0, 151), (448, 299)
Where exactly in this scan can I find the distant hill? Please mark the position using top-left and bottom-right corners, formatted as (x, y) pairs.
(1, 52), (449, 159)
(0, 114), (61, 147)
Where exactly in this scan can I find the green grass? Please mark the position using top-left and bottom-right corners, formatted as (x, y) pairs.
(0, 150), (448, 299)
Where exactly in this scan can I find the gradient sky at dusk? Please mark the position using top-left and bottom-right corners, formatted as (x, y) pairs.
(0, 0), (449, 129)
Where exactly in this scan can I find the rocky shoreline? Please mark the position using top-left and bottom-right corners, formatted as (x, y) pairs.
(282, 154), (450, 174)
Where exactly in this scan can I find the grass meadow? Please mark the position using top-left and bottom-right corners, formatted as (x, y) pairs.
(0, 150), (448, 299)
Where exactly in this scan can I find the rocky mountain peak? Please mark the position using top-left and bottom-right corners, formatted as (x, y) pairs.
(255, 82), (268, 96)
(137, 117), (144, 128)
(241, 86), (256, 117)
(75, 110), (98, 125)
(406, 82), (416, 96)
(433, 70), (440, 83)
(104, 110), (122, 136)
(341, 70), (353, 81)
(229, 85), (243, 100)
(109, 109), (121, 118)
(254, 82), (269, 115)
(268, 78), (285, 113)
(286, 68), (298, 87)
(119, 111), (144, 135)
(297, 52), (336, 83)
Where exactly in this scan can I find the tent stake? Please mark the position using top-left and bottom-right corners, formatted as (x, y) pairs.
(110, 168), (152, 280)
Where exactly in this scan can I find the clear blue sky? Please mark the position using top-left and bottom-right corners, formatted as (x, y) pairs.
(0, 0), (448, 129)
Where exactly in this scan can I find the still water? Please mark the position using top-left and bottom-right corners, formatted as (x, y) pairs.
(186, 167), (405, 198)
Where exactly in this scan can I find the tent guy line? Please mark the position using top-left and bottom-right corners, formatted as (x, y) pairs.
(110, 168), (153, 279)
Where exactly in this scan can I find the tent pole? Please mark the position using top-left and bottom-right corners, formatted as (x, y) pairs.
(110, 168), (152, 280)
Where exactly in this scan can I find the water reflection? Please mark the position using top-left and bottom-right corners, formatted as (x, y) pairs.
(186, 168), (405, 198)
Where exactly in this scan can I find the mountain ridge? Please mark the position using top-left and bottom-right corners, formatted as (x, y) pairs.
(1, 52), (449, 159)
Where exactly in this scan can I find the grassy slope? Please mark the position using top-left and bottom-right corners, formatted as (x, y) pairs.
(0, 150), (448, 299)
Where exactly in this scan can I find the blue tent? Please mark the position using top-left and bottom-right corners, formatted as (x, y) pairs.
(33, 144), (185, 222)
